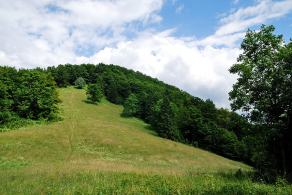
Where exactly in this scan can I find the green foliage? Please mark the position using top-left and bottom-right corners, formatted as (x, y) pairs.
(229, 25), (292, 179)
(48, 65), (70, 87)
(102, 73), (121, 104)
(122, 93), (139, 117)
(179, 106), (203, 145)
(151, 95), (181, 141)
(86, 83), (103, 103)
(0, 66), (59, 129)
(229, 25), (284, 114)
(206, 127), (241, 159)
(14, 69), (59, 120)
(74, 77), (86, 89)
(201, 99), (217, 121)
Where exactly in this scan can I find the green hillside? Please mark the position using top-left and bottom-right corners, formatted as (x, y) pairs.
(0, 87), (291, 194)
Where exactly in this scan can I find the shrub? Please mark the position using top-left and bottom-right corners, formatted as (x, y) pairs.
(74, 77), (86, 89)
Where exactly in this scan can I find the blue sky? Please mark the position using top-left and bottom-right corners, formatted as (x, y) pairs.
(0, 0), (291, 108)
(160, 0), (236, 38)
(159, 0), (292, 40)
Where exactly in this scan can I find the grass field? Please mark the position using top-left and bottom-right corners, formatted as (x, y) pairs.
(0, 87), (291, 194)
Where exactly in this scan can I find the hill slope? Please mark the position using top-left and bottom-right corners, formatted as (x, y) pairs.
(0, 87), (248, 173)
(1, 87), (290, 194)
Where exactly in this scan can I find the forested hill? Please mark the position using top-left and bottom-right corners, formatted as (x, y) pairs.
(1, 63), (252, 164)
(47, 63), (252, 163)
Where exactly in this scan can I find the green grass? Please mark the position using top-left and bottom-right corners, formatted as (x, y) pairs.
(0, 87), (291, 194)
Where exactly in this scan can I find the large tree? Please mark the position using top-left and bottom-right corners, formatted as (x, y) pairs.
(229, 25), (292, 178)
(151, 94), (180, 141)
(13, 69), (59, 120)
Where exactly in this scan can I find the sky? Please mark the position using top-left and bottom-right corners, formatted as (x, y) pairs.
(0, 0), (291, 108)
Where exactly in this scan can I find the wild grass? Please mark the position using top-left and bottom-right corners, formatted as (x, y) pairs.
(0, 87), (291, 194)
(1, 170), (292, 194)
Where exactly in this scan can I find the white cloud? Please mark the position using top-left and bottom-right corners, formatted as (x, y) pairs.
(200, 0), (292, 47)
(218, 0), (292, 35)
(56, 0), (163, 27)
(0, 0), (163, 67)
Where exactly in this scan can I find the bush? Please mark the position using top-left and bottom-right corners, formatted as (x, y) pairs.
(74, 77), (86, 89)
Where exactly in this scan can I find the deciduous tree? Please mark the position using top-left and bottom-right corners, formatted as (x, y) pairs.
(229, 25), (292, 178)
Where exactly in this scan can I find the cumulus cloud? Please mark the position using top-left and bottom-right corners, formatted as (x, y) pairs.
(0, 0), (291, 107)
(200, 0), (292, 47)
(0, 0), (163, 67)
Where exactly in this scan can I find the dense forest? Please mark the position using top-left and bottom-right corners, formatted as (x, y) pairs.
(0, 25), (291, 182)
(0, 67), (59, 128)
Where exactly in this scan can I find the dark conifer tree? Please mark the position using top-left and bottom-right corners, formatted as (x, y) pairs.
(87, 83), (103, 103)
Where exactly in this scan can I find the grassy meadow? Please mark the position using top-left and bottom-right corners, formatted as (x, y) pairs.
(0, 87), (291, 194)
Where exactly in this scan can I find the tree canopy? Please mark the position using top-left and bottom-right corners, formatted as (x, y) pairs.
(122, 93), (140, 117)
(229, 25), (292, 179)
(0, 67), (59, 128)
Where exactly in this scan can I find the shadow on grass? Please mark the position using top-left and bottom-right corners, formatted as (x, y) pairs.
(119, 114), (158, 136)
(144, 125), (158, 136)
(0, 116), (63, 133)
(83, 100), (98, 105)
(216, 169), (254, 181)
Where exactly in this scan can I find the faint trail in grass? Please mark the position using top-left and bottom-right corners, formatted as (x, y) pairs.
(66, 89), (77, 161)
